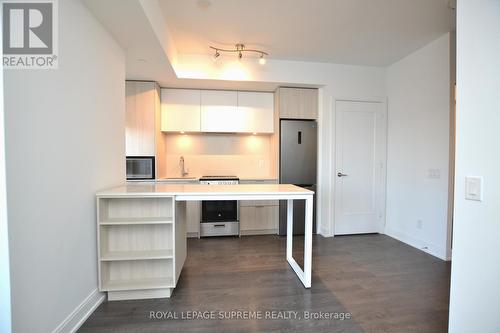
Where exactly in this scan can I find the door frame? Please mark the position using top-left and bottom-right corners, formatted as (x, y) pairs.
(0, 29), (12, 332)
(330, 96), (388, 236)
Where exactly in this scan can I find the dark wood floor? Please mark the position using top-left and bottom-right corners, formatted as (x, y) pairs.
(80, 234), (451, 333)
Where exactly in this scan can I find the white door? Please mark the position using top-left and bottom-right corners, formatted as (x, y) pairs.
(334, 100), (387, 235)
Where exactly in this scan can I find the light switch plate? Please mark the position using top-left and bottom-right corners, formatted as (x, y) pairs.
(428, 169), (441, 179)
(465, 176), (483, 201)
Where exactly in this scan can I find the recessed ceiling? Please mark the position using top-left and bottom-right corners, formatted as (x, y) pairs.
(159, 0), (454, 66)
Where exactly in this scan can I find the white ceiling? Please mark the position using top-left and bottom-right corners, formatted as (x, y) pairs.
(159, 0), (454, 66)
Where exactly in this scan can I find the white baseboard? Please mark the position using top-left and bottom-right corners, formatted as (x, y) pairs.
(52, 289), (105, 333)
(385, 227), (447, 261)
(108, 288), (171, 301)
(318, 229), (334, 237)
(317, 224), (334, 237)
(446, 249), (452, 261)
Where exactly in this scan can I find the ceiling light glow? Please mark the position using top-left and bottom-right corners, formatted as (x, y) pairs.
(259, 54), (266, 65)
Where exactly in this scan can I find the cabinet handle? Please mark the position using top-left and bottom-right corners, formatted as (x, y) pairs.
(213, 224), (225, 227)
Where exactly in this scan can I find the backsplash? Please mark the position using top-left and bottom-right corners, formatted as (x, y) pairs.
(162, 133), (275, 179)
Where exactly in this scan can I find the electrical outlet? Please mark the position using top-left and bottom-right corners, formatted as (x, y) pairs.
(417, 220), (423, 229)
(258, 159), (264, 168)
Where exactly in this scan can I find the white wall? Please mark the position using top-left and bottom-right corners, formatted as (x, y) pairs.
(3, 0), (125, 332)
(1, 17), (12, 332)
(449, 1), (500, 332)
(385, 33), (452, 259)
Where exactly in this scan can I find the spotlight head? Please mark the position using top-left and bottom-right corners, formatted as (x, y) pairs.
(212, 50), (220, 61)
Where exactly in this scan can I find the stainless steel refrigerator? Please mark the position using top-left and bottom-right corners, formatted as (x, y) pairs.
(279, 119), (317, 235)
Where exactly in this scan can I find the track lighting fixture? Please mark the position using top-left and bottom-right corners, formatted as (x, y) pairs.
(212, 50), (220, 61)
(210, 44), (268, 64)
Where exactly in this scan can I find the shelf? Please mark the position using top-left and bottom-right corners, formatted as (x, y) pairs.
(99, 217), (173, 225)
(101, 250), (173, 261)
(101, 277), (174, 291)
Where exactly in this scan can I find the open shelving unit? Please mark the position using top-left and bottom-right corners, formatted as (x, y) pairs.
(96, 196), (186, 300)
(100, 249), (174, 261)
(99, 217), (173, 225)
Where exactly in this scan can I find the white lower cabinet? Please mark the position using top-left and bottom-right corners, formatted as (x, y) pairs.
(240, 205), (279, 235)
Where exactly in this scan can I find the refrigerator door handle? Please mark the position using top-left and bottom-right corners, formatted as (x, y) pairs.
(297, 131), (302, 144)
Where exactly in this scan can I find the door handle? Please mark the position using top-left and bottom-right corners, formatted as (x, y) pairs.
(337, 172), (348, 177)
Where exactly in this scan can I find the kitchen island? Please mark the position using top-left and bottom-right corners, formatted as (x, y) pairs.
(96, 183), (314, 300)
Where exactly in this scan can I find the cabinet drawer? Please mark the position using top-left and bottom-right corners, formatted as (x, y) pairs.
(200, 222), (239, 237)
(240, 206), (279, 231)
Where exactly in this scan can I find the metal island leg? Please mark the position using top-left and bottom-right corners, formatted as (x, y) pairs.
(286, 195), (313, 288)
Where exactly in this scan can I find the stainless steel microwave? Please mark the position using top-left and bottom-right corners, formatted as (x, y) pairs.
(126, 156), (155, 180)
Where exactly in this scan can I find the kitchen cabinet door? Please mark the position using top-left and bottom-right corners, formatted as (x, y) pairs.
(125, 81), (156, 156)
(237, 91), (274, 133)
(240, 205), (279, 234)
(278, 87), (318, 120)
(161, 89), (201, 132)
(200, 90), (239, 133)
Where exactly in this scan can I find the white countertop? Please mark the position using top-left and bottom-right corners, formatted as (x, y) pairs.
(97, 183), (313, 197)
(155, 177), (279, 182)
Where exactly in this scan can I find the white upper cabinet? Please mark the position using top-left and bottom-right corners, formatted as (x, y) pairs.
(200, 90), (238, 133)
(161, 89), (275, 134)
(125, 81), (156, 156)
(161, 89), (201, 132)
(237, 91), (274, 133)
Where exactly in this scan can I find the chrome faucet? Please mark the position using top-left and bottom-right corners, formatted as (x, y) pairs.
(179, 156), (189, 177)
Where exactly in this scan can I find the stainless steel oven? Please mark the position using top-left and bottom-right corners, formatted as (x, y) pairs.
(199, 176), (239, 237)
(126, 156), (155, 180)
